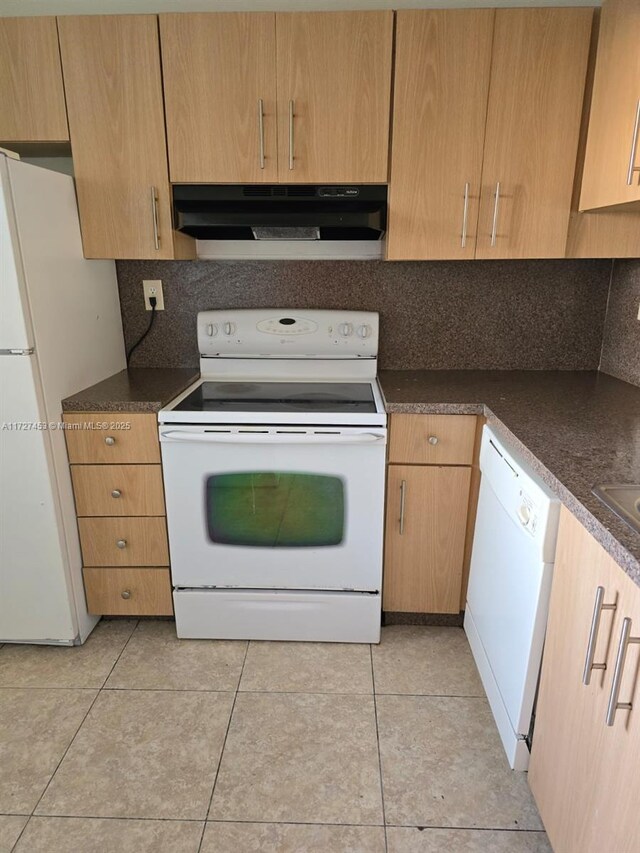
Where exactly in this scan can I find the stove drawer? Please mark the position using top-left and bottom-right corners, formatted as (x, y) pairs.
(63, 413), (160, 464)
(71, 464), (165, 516)
(389, 414), (477, 465)
(78, 516), (169, 567)
(83, 567), (173, 615)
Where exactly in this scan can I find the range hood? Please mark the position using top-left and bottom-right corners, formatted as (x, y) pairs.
(172, 184), (387, 242)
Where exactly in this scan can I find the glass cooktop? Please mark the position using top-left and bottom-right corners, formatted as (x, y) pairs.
(173, 382), (378, 414)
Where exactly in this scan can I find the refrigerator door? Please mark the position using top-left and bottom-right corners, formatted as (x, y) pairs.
(0, 156), (34, 350)
(0, 353), (77, 642)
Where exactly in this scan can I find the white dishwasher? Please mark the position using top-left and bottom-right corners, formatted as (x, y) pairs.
(464, 426), (560, 771)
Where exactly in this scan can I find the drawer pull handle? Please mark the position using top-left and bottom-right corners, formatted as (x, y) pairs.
(116, 539), (127, 549)
(606, 617), (640, 726)
(111, 489), (122, 499)
(428, 435), (439, 446)
(105, 436), (116, 446)
(120, 589), (131, 600)
(583, 585), (617, 685)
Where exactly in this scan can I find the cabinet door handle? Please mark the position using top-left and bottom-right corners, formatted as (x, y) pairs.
(288, 99), (295, 170)
(626, 99), (640, 186)
(399, 479), (407, 535)
(461, 182), (470, 249)
(111, 489), (122, 499)
(104, 436), (116, 446)
(490, 182), (501, 247)
(116, 539), (127, 549)
(605, 617), (640, 726)
(121, 589), (131, 600)
(583, 585), (617, 685)
(150, 186), (160, 250)
(258, 98), (265, 170)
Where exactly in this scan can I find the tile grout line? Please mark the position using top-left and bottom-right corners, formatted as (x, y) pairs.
(12, 619), (141, 850)
(370, 644), (389, 853)
(196, 640), (250, 853)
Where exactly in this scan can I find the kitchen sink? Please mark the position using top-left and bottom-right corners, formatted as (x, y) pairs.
(592, 484), (640, 534)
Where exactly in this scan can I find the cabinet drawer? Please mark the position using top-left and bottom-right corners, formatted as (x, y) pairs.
(83, 567), (173, 615)
(78, 516), (169, 567)
(388, 414), (477, 465)
(71, 465), (165, 516)
(63, 413), (160, 464)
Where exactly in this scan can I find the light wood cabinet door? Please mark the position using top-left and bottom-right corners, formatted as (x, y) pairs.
(387, 10), (494, 260)
(529, 507), (640, 853)
(383, 465), (471, 614)
(275, 11), (393, 184)
(566, 11), (640, 258)
(160, 13), (278, 183)
(57, 15), (192, 260)
(580, 0), (640, 211)
(0, 17), (69, 143)
(476, 8), (593, 259)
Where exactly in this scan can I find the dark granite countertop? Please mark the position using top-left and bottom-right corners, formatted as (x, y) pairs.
(61, 368), (200, 414)
(379, 370), (640, 588)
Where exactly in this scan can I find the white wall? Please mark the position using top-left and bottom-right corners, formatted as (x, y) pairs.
(0, 0), (601, 16)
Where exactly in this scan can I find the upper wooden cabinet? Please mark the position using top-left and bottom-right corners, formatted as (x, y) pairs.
(476, 8), (592, 259)
(275, 12), (392, 183)
(387, 10), (494, 260)
(566, 10), (640, 258)
(57, 15), (193, 260)
(160, 13), (278, 183)
(388, 8), (592, 260)
(529, 507), (640, 853)
(0, 17), (69, 143)
(160, 11), (393, 185)
(580, 0), (640, 211)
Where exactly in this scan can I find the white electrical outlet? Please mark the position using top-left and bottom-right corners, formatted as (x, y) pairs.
(143, 279), (164, 311)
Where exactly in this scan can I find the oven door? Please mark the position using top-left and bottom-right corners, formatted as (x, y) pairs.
(159, 426), (386, 591)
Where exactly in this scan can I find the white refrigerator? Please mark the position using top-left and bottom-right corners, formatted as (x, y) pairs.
(0, 153), (126, 645)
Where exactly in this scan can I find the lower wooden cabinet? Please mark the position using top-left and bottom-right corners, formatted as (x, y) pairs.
(83, 568), (173, 616)
(383, 464), (471, 613)
(64, 411), (173, 616)
(528, 506), (640, 852)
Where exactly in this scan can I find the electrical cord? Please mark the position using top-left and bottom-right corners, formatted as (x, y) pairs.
(126, 296), (157, 366)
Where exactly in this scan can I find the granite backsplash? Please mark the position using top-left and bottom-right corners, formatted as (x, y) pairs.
(116, 259), (612, 371)
(600, 259), (640, 387)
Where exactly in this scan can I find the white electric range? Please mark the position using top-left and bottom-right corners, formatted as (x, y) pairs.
(158, 309), (387, 642)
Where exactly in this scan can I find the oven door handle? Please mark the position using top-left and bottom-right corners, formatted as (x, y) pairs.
(160, 430), (386, 445)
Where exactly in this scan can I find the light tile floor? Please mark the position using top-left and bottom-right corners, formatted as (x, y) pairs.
(0, 622), (552, 852)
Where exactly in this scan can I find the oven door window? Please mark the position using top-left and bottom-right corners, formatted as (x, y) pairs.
(205, 472), (345, 547)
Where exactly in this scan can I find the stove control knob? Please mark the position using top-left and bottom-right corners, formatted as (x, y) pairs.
(339, 322), (353, 337)
(206, 323), (218, 337)
(357, 324), (371, 339)
(223, 322), (236, 336)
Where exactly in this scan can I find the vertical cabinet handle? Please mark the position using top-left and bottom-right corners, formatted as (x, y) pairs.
(399, 479), (407, 535)
(606, 617), (640, 726)
(626, 99), (640, 186)
(583, 586), (617, 685)
(150, 186), (160, 250)
(490, 182), (501, 247)
(288, 99), (295, 170)
(258, 99), (265, 170)
(461, 182), (470, 249)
